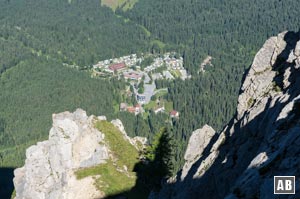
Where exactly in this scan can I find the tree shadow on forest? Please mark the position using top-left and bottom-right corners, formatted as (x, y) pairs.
(159, 30), (300, 199)
(0, 167), (15, 199)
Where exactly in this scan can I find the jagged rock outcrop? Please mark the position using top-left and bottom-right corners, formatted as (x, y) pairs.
(13, 109), (145, 199)
(156, 31), (300, 199)
(13, 109), (108, 199)
(180, 125), (215, 180)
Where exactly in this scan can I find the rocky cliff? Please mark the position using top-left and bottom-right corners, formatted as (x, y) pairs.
(13, 109), (146, 199)
(156, 31), (300, 199)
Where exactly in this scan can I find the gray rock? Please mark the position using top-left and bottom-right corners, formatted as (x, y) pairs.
(13, 109), (109, 199)
(181, 125), (215, 180)
(294, 40), (300, 56)
(237, 36), (278, 119)
(14, 110), (147, 199)
(97, 116), (107, 121)
(295, 57), (300, 69)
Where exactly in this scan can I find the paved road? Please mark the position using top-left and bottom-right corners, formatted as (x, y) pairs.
(143, 81), (156, 104)
(132, 73), (156, 104)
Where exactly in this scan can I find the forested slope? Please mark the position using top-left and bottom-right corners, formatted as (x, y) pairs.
(122, 0), (300, 71)
(0, 0), (149, 73)
(0, 57), (126, 166)
(0, 0), (150, 167)
(119, 0), (300, 169)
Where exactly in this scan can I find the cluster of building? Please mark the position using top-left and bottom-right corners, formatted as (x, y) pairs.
(144, 53), (184, 73)
(93, 54), (141, 70)
(92, 52), (190, 81)
(92, 54), (145, 81)
(120, 102), (179, 118)
(92, 52), (183, 119)
(123, 71), (143, 81)
(120, 103), (143, 115)
(109, 63), (126, 71)
(170, 110), (180, 118)
(152, 101), (180, 118)
(153, 106), (165, 114)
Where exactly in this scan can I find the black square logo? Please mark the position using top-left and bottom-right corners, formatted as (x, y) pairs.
(274, 176), (295, 194)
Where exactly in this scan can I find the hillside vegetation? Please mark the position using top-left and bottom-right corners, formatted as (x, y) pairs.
(101, 0), (138, 11)
(119, 0), (300, 170)
(75, 121), (148, 198)
(0, 0), (149, 167)
(0, 57), (124, 166)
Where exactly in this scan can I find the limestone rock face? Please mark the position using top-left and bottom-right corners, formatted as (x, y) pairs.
(13, 109), (108, 199)
(180, 125), (215, 180)
(156, 31), (300, 199)
(237, 35), (277, 119)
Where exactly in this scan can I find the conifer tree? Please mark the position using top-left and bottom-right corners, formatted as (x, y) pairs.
(144, 128), (174, 189)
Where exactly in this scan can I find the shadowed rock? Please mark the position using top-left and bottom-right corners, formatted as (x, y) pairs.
(156, 30), (300, 199)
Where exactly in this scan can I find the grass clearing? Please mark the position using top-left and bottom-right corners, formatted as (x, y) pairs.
(155, 90), (168, 98)
(144, 100), (157, 111)
(75, 121), (149, 197)
(139, 25), (151, 37)
(174, 70), (182, 77)
(113, 103), (119, 114)
(76, 160), (137, 196)
(95, 121), (139, 171)
(165, 101), (173, 113)
(150, 39), (166, 49)
(101, 0), (139, 11)
(144, 97), (172, 113)
(170, 69), (181, 78)
(10, 189), (16, 199)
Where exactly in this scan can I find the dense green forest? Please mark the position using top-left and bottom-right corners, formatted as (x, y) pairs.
(0, 0), (150, 73)
(0, 0), (152, 167)
(1, 0), (300, 172)
(119, 0), (300, 169)
(0, 57), (125, 166)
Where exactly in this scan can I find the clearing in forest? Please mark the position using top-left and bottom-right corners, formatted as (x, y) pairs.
(101, 0), (138, 11)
